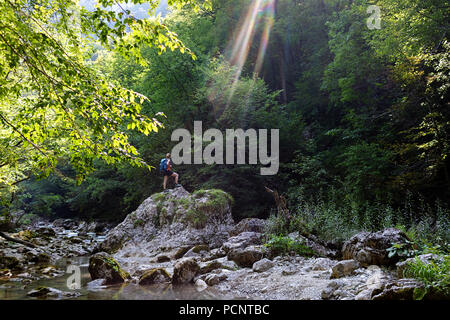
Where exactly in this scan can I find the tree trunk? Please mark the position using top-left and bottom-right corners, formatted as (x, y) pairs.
(0, 231), (36, 248)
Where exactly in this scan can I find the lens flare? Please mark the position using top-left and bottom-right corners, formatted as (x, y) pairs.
(226, 0), (276, 107)
(205, 0), (276, 122)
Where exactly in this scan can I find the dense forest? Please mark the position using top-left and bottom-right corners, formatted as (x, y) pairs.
(1, 0), (449, 248)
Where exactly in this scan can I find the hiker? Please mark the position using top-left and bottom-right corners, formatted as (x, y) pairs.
(160, 153), (181, 191)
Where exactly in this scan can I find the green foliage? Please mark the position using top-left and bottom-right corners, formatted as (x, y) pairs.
(264, 234), (315, 257)
(0, 0), (212, 202)
(184, 189), (232, 228)
(387, 242), (416, 260)
(185, 208), (207, 229)
(174, 197), (192, 210)
(1, 0), (448, 250)
(404, 254), (450, 298)
(152, 192), (168, 203)
(194, 189), (233, 212)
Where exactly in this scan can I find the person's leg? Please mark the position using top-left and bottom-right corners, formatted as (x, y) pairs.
(172, 172), (179, 184)
(163, 175), (168, 190)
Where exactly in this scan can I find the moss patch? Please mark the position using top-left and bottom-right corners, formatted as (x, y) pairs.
(138, 268), (171, 285)
(183, 189), (233, 228)
(103, 256), (131, 280)
(196, 189), (233, 214)
(17, 230), (36, 241)
(152, 192), (167, 203)
(185, 209), (208, 229)
(174, 246), (192, 259)
(200, 261), (223, 274)
(174, 197), (192, 210)
(192, 244), (210, 253)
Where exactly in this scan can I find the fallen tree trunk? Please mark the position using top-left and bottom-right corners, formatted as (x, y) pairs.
(0, 231), (36, 248)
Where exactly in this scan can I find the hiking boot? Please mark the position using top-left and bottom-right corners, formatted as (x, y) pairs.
(175, 184), (182, 188)
(163, 189), (170, 193)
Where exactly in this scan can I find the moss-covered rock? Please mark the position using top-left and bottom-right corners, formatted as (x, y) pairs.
(0, 268), (12, 279)
(0, 255), (21, 270)
(192, 244), (210, 254)
(172, 258), (200, 284)
(199, 260), (224, 274)
(194, 189), (234, 214)
(88, 252), (130, 285)
(138, 268), (171, 285)
(156, 254), (171, 263)
(98, 187), (234, 258)
(17, 230), (35, 241)
(173, 246), (193, 259)
(185, 209), (208, 229)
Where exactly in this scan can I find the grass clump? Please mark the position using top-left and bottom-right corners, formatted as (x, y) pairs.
(185, 208), (208, 229)
(183, 189), (233, 228)
(195, 189), (234, 214)
(174, 197), (192, 210)
(403, 251), (450, 299)
(264, 234), (315, 257)
(152, 192), (167, 203)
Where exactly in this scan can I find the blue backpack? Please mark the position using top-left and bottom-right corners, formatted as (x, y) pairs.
(160, 158), (168, 173)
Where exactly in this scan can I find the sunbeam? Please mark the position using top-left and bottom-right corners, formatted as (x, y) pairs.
(225, 0), (276, 109)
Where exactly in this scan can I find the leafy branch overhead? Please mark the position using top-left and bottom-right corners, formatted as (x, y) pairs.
(0, 0), (211, 189)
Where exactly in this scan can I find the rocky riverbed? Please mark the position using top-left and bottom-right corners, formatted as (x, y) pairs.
(0, 218), (111, 299)
(0, 187), (445, 300)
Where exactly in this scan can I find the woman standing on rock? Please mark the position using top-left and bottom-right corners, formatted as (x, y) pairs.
(160, 153), (181, 191)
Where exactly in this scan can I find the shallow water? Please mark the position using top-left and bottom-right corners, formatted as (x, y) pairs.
(0, 256), (225, 300)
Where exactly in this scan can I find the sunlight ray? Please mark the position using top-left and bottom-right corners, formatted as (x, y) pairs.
(225, 0), (276, 109)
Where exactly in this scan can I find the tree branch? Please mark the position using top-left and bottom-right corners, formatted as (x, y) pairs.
(0, 231), (37, 248)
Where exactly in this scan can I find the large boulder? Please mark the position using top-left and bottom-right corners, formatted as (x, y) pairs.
(35, 227), (56, 238)
(311, 258), (337, 271)
(227, 245), (264, 268)
(221, 232), (263, 253)
(88, 252), (130, 285)
(96, 188), (235, 262)
(172, 258), (200, 284)
(52, 219), (78, 230)
(230, 218), (266, 236)
(252, 258), (274, 272)
(330, 260), (360, 279)
(342, 228), (410, 267)
(199, 257), (238, 274)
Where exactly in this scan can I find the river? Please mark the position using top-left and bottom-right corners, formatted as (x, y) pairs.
(0, 256), (226, 300)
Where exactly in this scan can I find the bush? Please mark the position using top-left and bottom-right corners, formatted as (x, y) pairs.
(264, 234), (315, 257)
